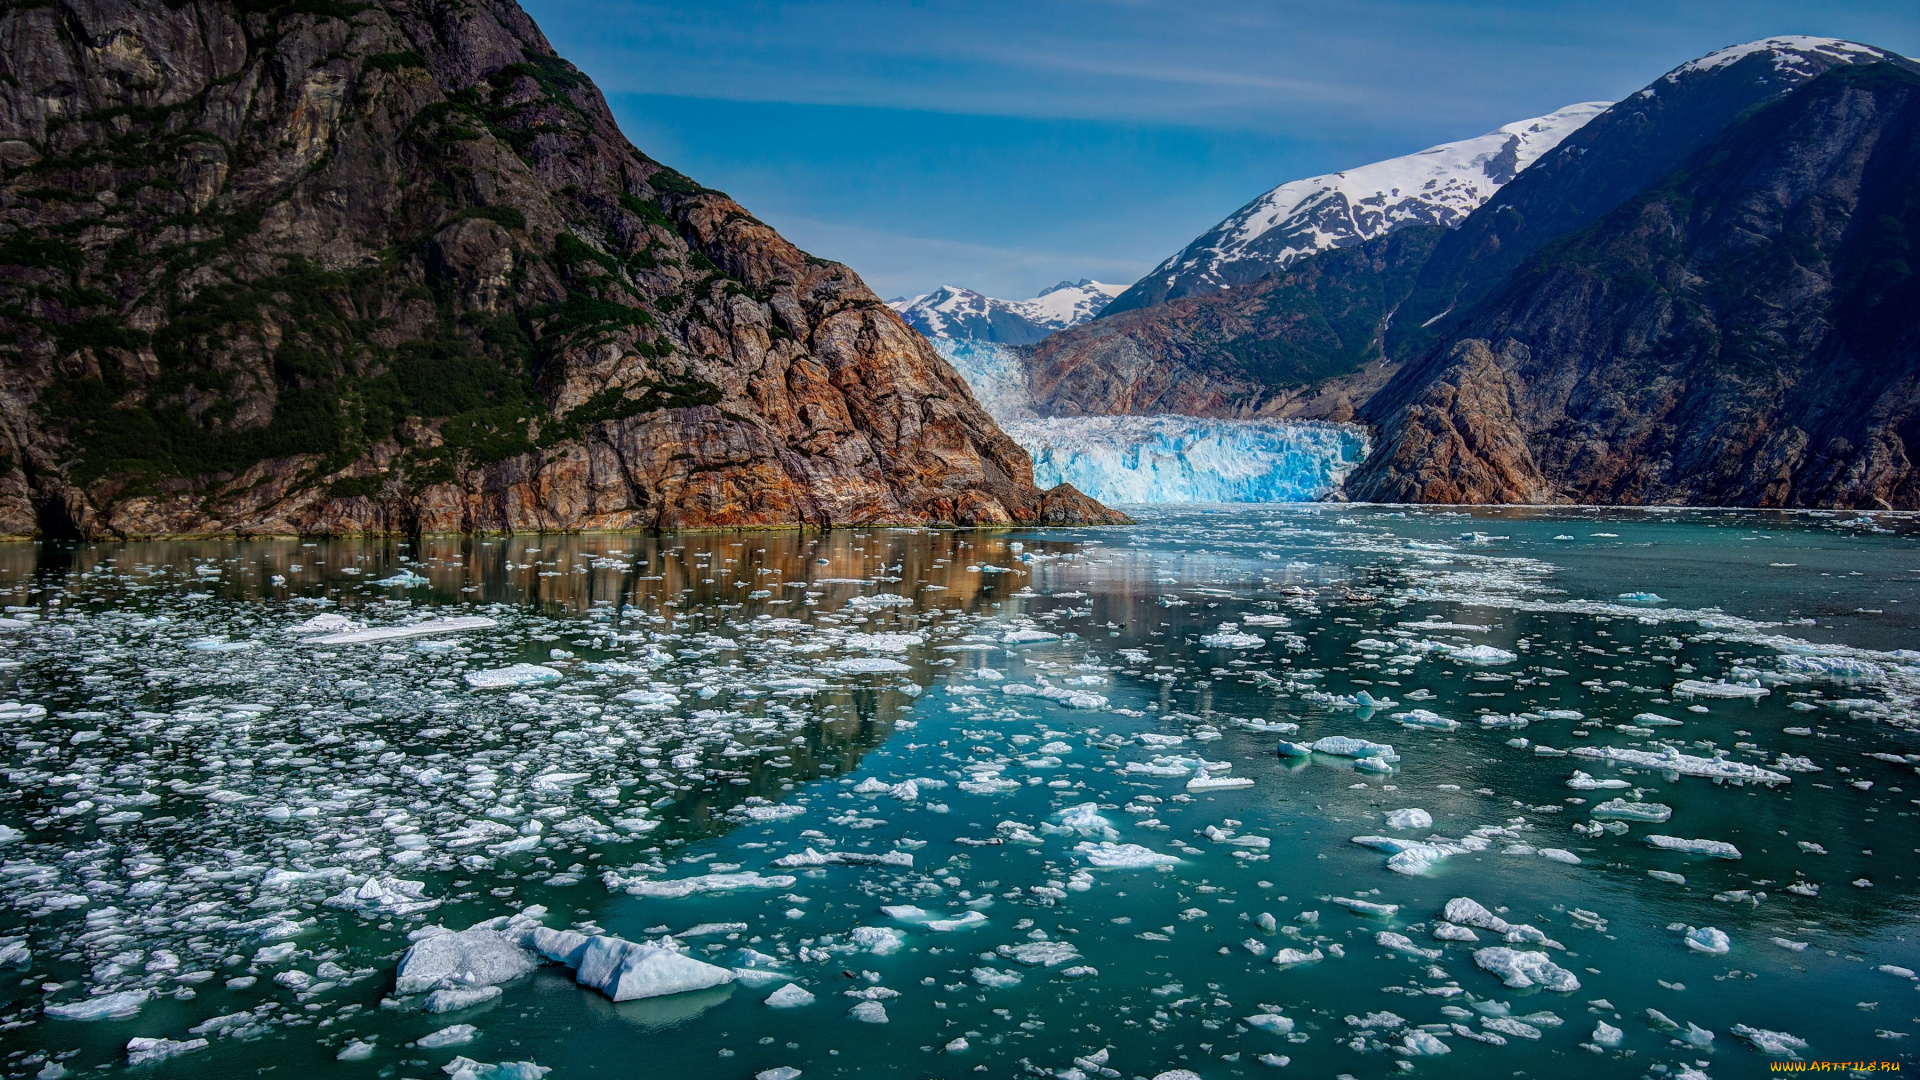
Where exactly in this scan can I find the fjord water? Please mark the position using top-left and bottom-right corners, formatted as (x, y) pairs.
(1, 507), (1917, 1079)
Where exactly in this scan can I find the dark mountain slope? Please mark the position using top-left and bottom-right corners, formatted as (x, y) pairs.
(1386, 37), (1915, 362)
(1350, 61), (1920, 508)
(1020, 225), (1443, 420)
(0, 0), (1120, 538)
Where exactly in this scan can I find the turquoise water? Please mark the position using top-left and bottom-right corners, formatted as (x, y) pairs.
(0, 506), (1917, 1079)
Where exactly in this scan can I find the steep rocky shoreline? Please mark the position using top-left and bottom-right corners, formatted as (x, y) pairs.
(0, 0), (1123, 538)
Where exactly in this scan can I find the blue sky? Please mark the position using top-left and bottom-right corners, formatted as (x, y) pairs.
(522, 0), (1920, 301)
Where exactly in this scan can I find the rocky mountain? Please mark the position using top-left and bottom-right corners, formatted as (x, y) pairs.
(1022, 226), (1444, 420)
(1102, 102), (1608, 316)
(0, 0), (1122, 538)
(1387, 35), (1907, 361)
(1350, 56), (1920, 507)
(889, 280), (1126, 344)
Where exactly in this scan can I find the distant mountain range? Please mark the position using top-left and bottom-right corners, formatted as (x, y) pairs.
(1101, 102), (1609, 316)
(1010, 36), (1920, 509)
(889, 280), (1128, 344)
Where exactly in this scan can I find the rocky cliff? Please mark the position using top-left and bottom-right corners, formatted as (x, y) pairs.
(1350, 61), (1920, 508)
(0, 0), (1123, 538)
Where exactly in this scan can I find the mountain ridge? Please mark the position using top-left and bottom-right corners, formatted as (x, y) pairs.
(889, 279), (1126, 344)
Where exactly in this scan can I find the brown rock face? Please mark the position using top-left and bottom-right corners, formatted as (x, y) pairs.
(0, 0), (1124, 538)
(1344, 340), (1548, 504)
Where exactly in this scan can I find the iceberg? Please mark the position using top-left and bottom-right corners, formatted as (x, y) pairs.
(574, 937), (735, 1002)
(1646, 835), (1743, 859)
(994, 414), (1367, 504)
(1473, 947), (1581, 992)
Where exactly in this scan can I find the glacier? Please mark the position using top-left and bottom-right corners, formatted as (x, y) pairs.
(936, 339), (1366, 504)
(1007, 416), (1365, 504)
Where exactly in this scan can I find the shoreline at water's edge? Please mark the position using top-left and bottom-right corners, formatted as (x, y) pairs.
(0, 520), (1138, 543)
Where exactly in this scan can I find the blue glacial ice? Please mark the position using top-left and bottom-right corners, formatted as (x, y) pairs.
(935, 339), (1367, 503)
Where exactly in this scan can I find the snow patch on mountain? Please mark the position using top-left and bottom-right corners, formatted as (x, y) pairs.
(1109, 102), (1608, 312)
(1664, 36), (1894, 80)
(891, 280), (1127, 344)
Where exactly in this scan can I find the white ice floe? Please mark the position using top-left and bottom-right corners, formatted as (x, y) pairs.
(1386, 808), (1433, 830)
(126, 1037), (209, 1064)
(1073, 842), (1178, 868)
(463, 664), (563, 689)
(1685, 927), (1731, 955)
(573, 936), (735, 1001)
(45, 989), (149, 1020)
(1646, 835), (1743, 859)
(1591, 798), (1672, 823)
(1473, 948), (1581, 992)
(605, 870), (797, 897)
(1569, 744), (1790, 784)
(309, 616), (497, 645)
(766, 983), (815, 1008)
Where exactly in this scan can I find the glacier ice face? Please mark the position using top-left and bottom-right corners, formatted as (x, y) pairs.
(935, 340), (1367, 503)
(1005, 415), (1367, 504)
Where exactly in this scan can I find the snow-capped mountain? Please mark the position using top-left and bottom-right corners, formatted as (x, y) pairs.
(890, 280), (1129, 344)
(1102, 102), (1609, 315)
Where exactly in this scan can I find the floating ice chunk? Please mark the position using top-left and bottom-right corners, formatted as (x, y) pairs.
(1648, 870), (1686, 885)
(1443, 898), (1512, 935)
(1332, 896), (1399, 917)
(766, 983), (815, 1008)
(1685, 927), (1730, 955)
(1538, 848), (1581, 864)
(311, 616), (496, 645)
(442, 1057), (551, 1080)
(1275, 740), (1313, 757)
(1151, 1071), (1204, 1080)
(574, 937), (735, 1002)
(844, 593), (913, 610)
(1592, 1020), (1624, 1047)
(526, 928), (592, 967)
(1645, 835), (1742, 859)
(1481, 1016), (1542, 1039)
(1391, 709), (1458, 730)
(608, 871), (796, 897)
(1617, 592), (1665, 603)
(396, 926), (539, 995)
(1569, 744), (1789, 784)
(464, 664), (563, 689)
(1055, 803), (1119, 839)
(126, 1037), (209, 1064)
(290, 613), (363, 635)
(997, 941), (1081, 966)
(1566, 771), (1630, 790)
(426, 986), (502, 1013)
(1402, 1030), (1451, 1055)
(1446, 644), (1516, 665)
(1732, 1024), (1809, 1056)
(337, 1039), (379, 1060)
(1377, 931), (1442, 960)
(1270, 947), (1323, 966)
(1634, 712), (1684, 727)
(375, 570), (431, 587)
(851, 927), (907, 956)
(1001, 628), (1060, 645)
(1473, 948), (1580, 992)
(1245, 1013), (1295, 1034)
(1310, 736), (1399, 761)
(46, 989), (148, 1020)
(1201, 627), (1266, 650)
(1187, 775), (1255, 791)
(1001, 683), (1107, 709)
(757, 1069), (803, 1080)
(419, 1024), (480, 1049)
(326, 875), (440, 916)
(925, 911), (988, 932)
(1592, 799), (1672, 823)
(772, 848), (912, 869)
(1386, 808), (1433, 830)
(1073, 842), (1178, 868)
(830, 656), (914, 674)
(1432, 923), (1478, 942)
(1673, 678), (1769, 699)
(848, 1000), (889, 1023)
(971, 966), (1022, 988)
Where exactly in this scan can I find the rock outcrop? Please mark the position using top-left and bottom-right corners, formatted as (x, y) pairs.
(0, 0), (1124, 538)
